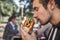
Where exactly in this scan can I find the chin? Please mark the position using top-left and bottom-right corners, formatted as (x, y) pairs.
(41, 21), (49, 25)
(41, 18), (51, 25)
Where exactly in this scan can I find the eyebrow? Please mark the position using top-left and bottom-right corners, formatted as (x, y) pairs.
(39, 0), (42, 3)
(39, 0), (46, 4)
(31, 0), (34, 3)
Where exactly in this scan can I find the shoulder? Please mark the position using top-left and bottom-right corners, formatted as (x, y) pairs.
(6, 22), (12, 28)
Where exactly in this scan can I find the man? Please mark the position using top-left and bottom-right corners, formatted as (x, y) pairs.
(3, 16), (19, 40)
(20, 0), (60, 40)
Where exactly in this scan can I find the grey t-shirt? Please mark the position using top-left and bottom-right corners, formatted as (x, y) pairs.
(37, 23), (52, 38)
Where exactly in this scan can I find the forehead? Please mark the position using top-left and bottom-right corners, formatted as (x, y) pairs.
(32, 0), (42, 7)
(33, 0), (39, 3)
(32, 0), (43, 4)
(33, 0), (42, 3)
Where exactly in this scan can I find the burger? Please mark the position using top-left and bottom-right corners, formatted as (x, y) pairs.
(23, 18), (35, 34)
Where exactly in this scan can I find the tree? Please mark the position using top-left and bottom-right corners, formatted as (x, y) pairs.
(0, 0), (18, 16)
(19, 0), (33, 16)
(0, 0), (18, 23)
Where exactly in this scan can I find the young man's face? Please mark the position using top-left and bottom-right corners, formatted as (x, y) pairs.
(12, 18), (17, 25)
(33, 0), (51, 25)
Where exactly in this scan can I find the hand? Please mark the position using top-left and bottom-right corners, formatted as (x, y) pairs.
(20, 26), (36, 40)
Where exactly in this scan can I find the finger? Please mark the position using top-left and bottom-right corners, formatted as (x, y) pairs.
(20, 27), (26, 40)
(20, 26), (29, 37)
(31, 32), (35, 36)
(31, 32), (36, 40)
(22, 35), (26, 40)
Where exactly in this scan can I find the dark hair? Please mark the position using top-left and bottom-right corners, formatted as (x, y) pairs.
(55, 0), (60, 9)
(8, 16), (16, 22)
(31, 0), (60, 9)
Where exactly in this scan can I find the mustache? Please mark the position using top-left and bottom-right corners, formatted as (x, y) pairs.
(33, 16), (52, 25)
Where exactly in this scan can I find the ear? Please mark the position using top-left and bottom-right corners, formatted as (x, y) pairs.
(48, 0), (55, 10)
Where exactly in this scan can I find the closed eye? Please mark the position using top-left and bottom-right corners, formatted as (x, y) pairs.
(33, 7), (39, 11)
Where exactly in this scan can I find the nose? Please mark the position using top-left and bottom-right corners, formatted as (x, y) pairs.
(33, 11), (38, 18)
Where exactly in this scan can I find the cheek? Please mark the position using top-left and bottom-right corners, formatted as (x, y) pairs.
(38, 8), (50, 22)
(14, 20), (17, 23)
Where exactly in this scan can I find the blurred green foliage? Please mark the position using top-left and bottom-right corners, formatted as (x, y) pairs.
(0, 1), (18, 16)
(0, 0), (34, 23)
(0, 0), (18, 23)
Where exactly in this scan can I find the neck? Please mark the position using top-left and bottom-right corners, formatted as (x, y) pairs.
(11, 21), (15, 25)
(51, 8), (60, 25)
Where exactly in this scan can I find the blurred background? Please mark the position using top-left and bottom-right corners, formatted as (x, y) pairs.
(0, 0), (34, 40)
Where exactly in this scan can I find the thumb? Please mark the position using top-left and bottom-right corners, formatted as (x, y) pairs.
(31, 32), (36, 40)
